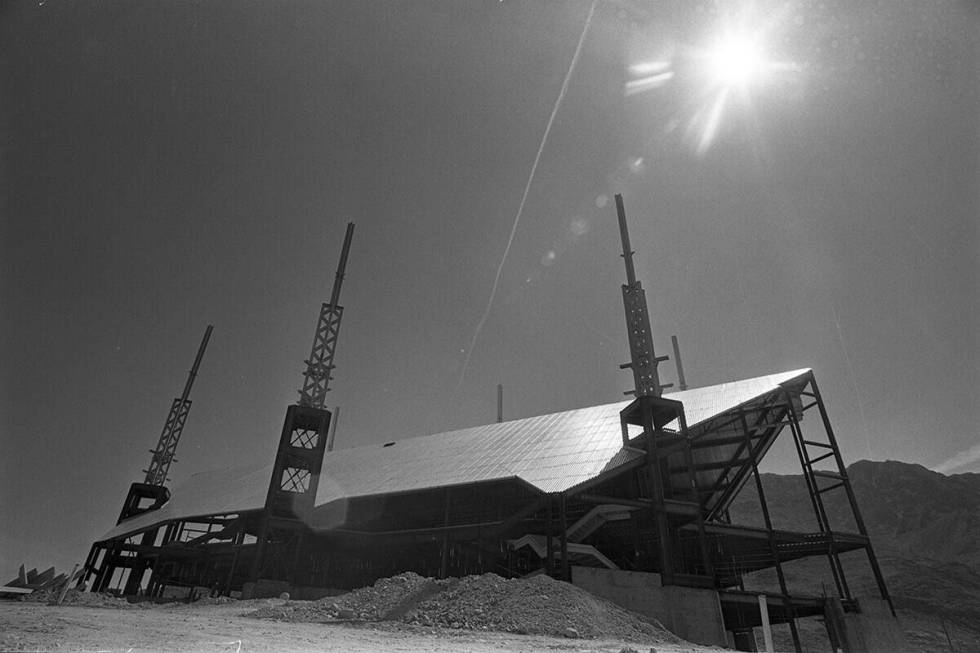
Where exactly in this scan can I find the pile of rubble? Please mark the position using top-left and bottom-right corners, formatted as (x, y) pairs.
(248, 572), (678, 643)
(248, 572), (431, 622)
(20, 587), (135, 608)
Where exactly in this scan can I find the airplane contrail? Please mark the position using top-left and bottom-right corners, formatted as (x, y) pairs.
(455, 0), (598, 392)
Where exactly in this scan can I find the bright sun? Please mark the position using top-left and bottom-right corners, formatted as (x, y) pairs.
(704, 31), (768, 88)
(624, 5), (799, 155)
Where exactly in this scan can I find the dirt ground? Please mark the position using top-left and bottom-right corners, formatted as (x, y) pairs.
(0, 600), (728, 653)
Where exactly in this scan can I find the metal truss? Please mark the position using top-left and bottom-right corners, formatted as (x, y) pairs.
(297, 304), (343, 409)
(143, 325), (213, 486)
(297, 222), (353, 409)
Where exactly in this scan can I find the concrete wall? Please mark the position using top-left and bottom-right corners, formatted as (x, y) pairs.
(841, 598), (911, 653)
(570, 566), (728, 647)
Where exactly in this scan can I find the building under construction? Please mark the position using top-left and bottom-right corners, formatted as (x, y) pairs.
(82, 203), (902, 652)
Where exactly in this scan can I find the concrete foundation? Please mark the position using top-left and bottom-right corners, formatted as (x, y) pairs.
(570, 566), (728, 647)
(825, 596), (910, 653)
(241, 579), (292, 599)
(242, 579), (343, 600)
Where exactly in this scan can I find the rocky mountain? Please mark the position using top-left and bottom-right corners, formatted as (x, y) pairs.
(731, 460), (980, 567)
(728, 460), (980, 651)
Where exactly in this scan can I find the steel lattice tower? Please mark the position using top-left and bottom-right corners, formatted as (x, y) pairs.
(143, 325), (213, 486)
(297, 222), (354, 409)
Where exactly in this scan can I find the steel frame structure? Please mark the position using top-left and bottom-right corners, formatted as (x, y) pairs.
(82, 371), (891, 653)
(83, 204), (895, 650)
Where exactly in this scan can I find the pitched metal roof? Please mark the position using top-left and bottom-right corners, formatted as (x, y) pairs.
(663, 368), (810, 431)
(100, 368), (811, 541)
(314, 368), (811, 502)
(99, 462), (270, 542)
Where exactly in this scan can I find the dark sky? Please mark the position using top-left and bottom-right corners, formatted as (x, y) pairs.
(2, 1), (977, 574)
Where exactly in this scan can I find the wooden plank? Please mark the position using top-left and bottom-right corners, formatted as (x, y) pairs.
(55, 564), (79, 605)
(30, 567), (55, 589)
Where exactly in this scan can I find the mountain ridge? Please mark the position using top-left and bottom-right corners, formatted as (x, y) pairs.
(728, 459), (980, 651)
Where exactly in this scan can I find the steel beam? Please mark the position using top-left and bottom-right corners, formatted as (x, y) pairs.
(807, 375), (895, 615)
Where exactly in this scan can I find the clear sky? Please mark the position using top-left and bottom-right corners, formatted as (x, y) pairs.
(2, 1), (977, 575)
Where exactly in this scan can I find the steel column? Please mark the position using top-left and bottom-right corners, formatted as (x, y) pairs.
(559, 493), (569, 581)
(741, 412), (801, 653)
(783, 387), (848, 600)
(807, 375), (895, 615)
(545, 497), (554, 575)
(440, 488), (451, 579)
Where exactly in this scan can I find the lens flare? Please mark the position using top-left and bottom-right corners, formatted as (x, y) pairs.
(624, 6), (800, 156)
(686, 7), (798, 154)
(704, 30), (767, 89)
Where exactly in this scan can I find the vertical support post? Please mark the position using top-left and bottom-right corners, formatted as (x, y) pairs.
(808, 375), (895, 616)
(440, 488), (451, 579)
(55, 564), (79, 605)
(79, 544), (99, 589)
(740, 411), (801, 653)
(641, 400), (674, 585)
(681, 413), (714, 581)
(94, 545), (116, 593)
(756, 469), (802, 648)
(327, 406), (340, 452)
(545, 497), (554, 576)
(758, 594), (774, 653)
(784, 387), (848, 600)
(671, 335), (688, 391)
(559, 493), (569, 581)
(225, 529), (245, 597)
(497, 384), (503, 423)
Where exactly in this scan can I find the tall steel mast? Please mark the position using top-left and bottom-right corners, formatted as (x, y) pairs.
(249, 223), (355, 587)
(143, 325), (214, 486)
(615, 194), (671, 397)
(298, 222), (354, 409)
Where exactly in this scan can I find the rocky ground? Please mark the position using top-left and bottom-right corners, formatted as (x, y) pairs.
(247, 572), (679, 643)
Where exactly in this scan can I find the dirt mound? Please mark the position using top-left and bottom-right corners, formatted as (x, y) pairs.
(247, 572), (678, 643)
(248, 572), (432, 622)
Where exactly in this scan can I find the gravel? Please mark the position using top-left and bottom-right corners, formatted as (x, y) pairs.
(246, 572), (679, 644)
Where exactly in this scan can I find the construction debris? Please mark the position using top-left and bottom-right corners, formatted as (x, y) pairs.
(1, 565), (78, 599)
(19, 588), (135, 608)
(247, 571), (680, 643)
